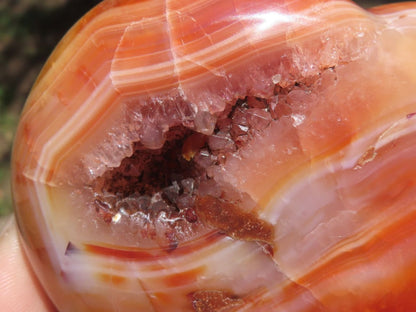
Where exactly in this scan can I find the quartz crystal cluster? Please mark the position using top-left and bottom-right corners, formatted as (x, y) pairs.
(11, 0), (416, 311)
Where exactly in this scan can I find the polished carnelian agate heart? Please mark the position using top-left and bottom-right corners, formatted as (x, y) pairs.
(11, 0), (416, 311)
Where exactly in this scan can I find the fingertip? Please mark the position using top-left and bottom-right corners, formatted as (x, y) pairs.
(0, 216), (56, 312)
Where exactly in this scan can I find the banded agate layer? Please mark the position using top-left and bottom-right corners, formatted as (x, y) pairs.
(12, 0), (416, 311)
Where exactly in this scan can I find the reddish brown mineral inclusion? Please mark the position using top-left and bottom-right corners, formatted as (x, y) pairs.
(195, 196), (274, 245)
(190, 290), (244, 312)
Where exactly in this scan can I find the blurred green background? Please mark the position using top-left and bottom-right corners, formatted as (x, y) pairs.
(0, 0), (101, 217)
(0, 0), (411, 217)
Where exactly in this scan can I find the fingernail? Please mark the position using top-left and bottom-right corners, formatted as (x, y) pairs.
(0, 214), (15, 238)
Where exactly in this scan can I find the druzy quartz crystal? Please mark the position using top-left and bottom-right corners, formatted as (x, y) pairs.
(11, 0), (416, 311)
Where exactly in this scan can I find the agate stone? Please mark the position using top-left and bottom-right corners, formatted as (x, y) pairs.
(11, 0), (416, 311)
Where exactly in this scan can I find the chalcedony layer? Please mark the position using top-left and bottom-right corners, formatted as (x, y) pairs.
(12, 0), (416, 311)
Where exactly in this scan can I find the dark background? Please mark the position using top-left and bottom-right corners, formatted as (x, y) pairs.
(0, 0), (412, 216)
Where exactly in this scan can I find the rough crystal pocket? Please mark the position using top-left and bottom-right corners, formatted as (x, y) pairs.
(11, 0), (416, 311)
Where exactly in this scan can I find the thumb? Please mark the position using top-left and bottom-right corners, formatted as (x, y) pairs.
(0, 216), (56, 312)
